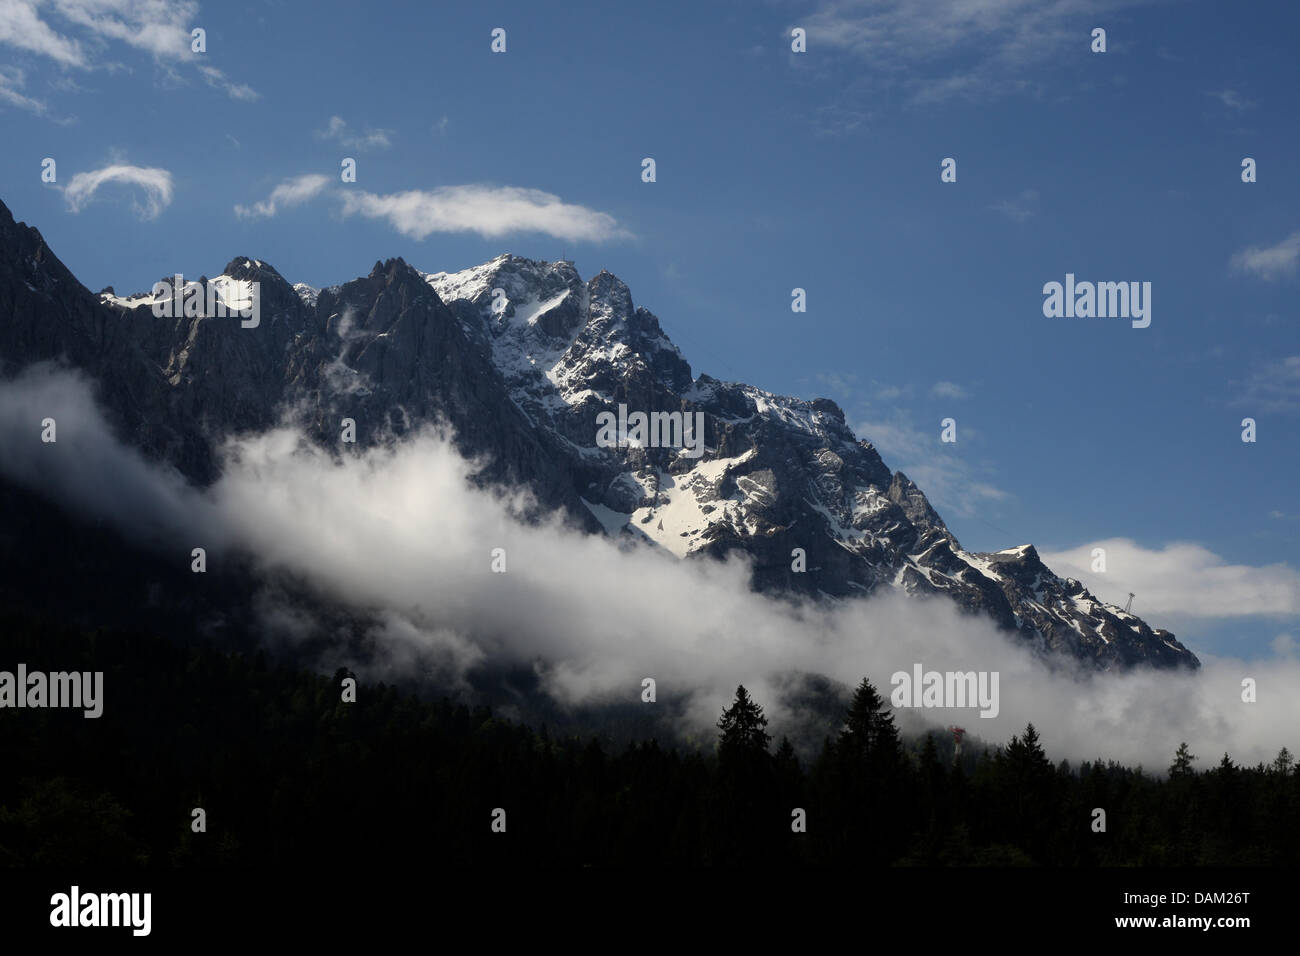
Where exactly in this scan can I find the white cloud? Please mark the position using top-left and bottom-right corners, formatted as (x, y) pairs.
(812, 102), (871, 137)
(235, 173), (330, 220)
(49, 0), (196, 60)
(810, 370), (860, 399)
(339, 185), (631, 242)
(989, 188), (1039, 223)
(197, 63), (258, 102)
(316, 115), (393, 151)
(0, 363), (224, 543)
(1230, 231), (1300, 281)
(929, 380), (968, 400)
(856, 380), (913, 402)
(63, 163), (173, 219)
(1232, 354), (1300, 414)
(0, 64), (46, 113)
(1039, 538), (1300, 619)
(0, 0), (85, 66)
(5, 363), (1300, 771)
(803, 0), (1153, 103)
(1209, 88), (1256, 112)
(0, 0), (257, 101)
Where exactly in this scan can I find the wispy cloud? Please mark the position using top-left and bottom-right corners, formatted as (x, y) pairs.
(339, 185), (632, 242)
(0, 0), (86, 66)
(316, 115), (393, 151)
(0, 64), (46, 113)
(0, 0), (257, 101)
(235, 173), (330, 220)
(810, 370), (860, 399)
(63, 163), (173, 219)
(802, 0), (1152, 104)
(811, 102), (871, 137)
(929, 381), (969, 400)
(989, 188), (1039, 223)
(871, 381), (912, 402)
(1040, 538), (1300, 619)
(197, 63), (257, 101)
(1208, 88), (1256, 112)
(1232, 355), (1300, 414)
(1230, 231), (1300, 281)
(854, 411), (1008, 519)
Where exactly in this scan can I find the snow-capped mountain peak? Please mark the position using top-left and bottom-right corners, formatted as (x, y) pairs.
(0, 196), (1198, 672)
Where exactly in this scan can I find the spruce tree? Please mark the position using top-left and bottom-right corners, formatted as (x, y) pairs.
(915, 733), (946, 859)
(714, 685), (774, 863)
(839, 677), (902, 769)
(1272, 747), (1293, 776)
(1169, 742), (1196, 777)
(834, 677), (908, 863)
(998, 723), (1056, 862)
(717, 685), (771, 760)
(774, 736), (799, 773)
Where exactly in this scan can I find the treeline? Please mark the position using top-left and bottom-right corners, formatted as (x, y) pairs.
(1, 612), (1297, 866)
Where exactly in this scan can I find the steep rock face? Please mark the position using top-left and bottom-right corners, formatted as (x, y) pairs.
(289, 258), (596, 525)
(0, 207), (595, 525)
(422, 253), (1197, 672)
(0, 201), (1198, 671)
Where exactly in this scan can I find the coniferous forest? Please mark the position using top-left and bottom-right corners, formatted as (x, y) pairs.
(2, 610), (1296, 869)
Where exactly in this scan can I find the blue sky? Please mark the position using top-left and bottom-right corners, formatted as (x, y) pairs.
(0, 0), (1297, 660)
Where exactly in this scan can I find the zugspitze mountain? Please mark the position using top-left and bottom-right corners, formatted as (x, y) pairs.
(0, 198), (1198, 672)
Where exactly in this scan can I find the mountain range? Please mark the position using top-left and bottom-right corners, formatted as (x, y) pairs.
(0, 198), (1199, 672)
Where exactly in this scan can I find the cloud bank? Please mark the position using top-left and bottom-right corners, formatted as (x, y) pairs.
(1, 363), (1296, 772)
(1040, 538), (1300, 620)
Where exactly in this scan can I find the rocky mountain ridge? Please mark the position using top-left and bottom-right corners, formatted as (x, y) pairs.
(0, 199), (1199, 671)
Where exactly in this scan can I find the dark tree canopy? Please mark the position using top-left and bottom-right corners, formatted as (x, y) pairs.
(2, 613), (1296, 868)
